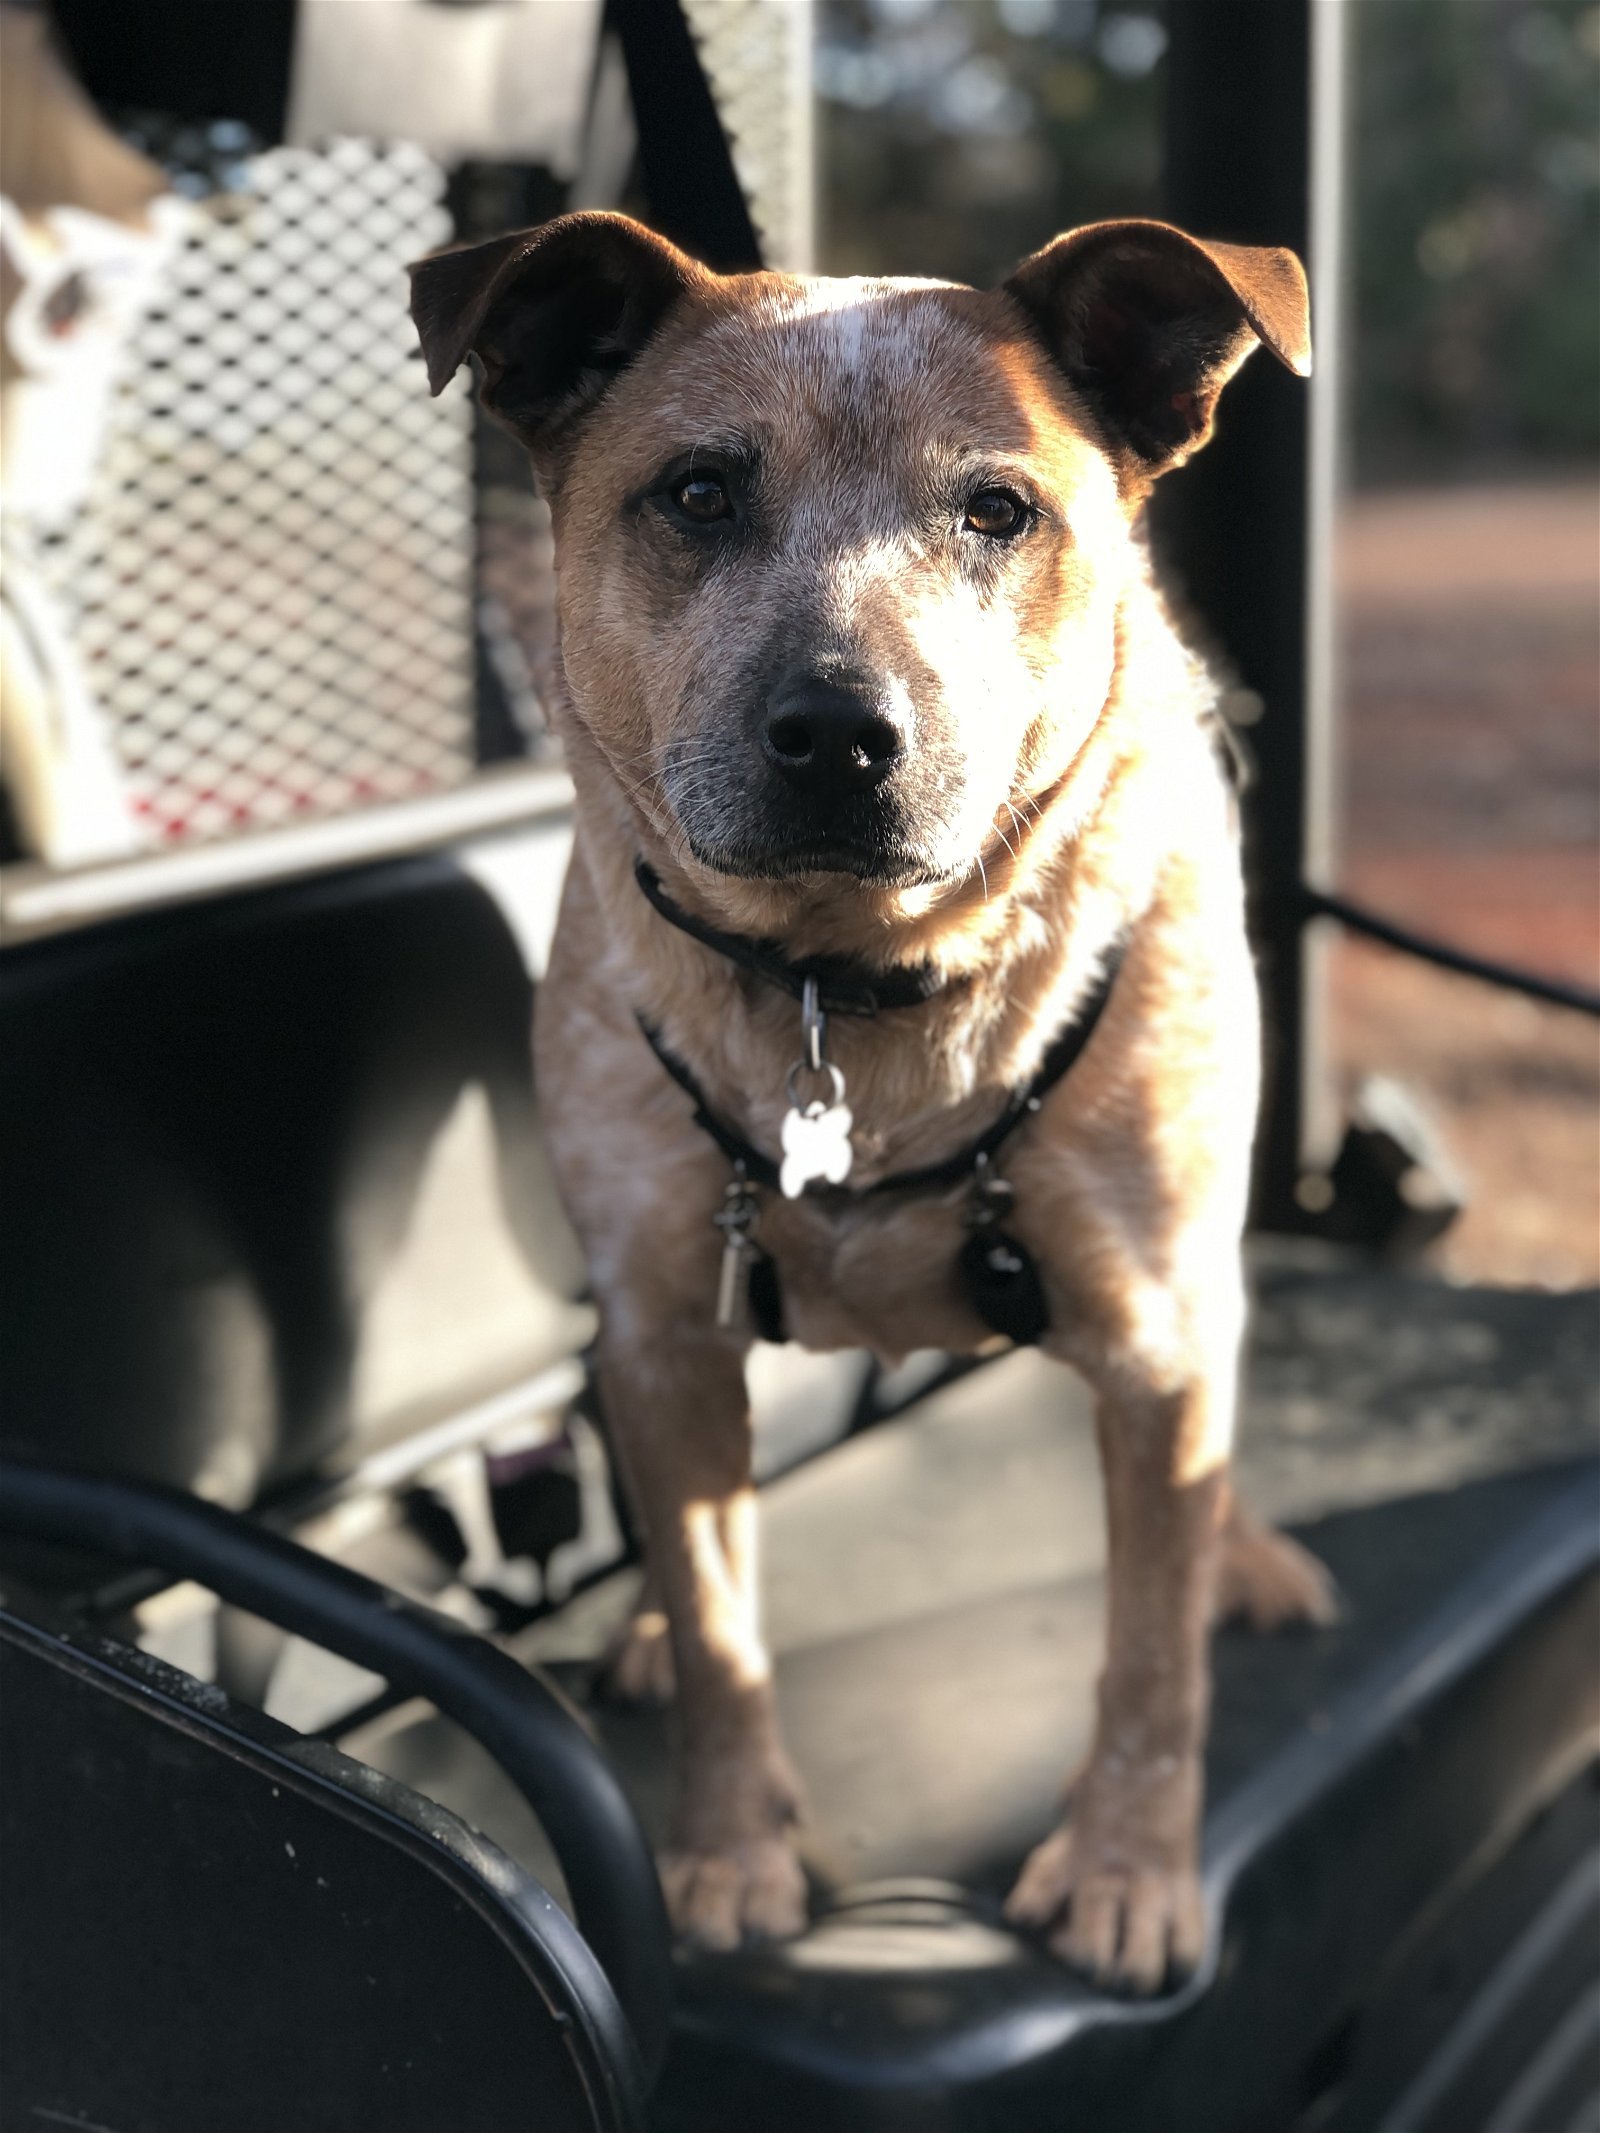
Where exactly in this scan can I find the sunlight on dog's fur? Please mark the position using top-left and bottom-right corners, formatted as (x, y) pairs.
(412, 213), (1335, 1995)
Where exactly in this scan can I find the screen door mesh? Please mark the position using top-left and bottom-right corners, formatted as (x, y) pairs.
(36, 133), (475, 847)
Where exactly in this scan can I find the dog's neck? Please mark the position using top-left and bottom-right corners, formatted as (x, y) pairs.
(631, 856), (949, 1017)
(564, 631), (1140, 1000)
(554, 577), (1195, 1163)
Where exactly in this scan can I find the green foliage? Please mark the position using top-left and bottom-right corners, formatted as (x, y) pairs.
(818, 0), (1166, 285)
(1350, 0), (1600, 475)
(817, 0), (1600, 479)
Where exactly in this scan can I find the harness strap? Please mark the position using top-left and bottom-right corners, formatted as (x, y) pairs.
(636, 934), (1127, 1203)
(634, 859), (944, 1016)
(638, 1019), (782, 1191)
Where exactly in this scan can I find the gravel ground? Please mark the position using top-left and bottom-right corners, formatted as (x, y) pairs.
(1331, 479), (1599, 1288)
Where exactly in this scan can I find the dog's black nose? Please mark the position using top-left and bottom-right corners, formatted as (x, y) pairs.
(761, 674), (904, 793)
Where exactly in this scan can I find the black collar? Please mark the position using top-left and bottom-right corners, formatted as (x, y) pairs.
(634, 858), (944, 1016)
(637, 934), (1127, 1203)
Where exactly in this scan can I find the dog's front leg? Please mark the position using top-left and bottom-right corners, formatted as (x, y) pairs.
(1005, 1341), (1232, 1994)
(597, 1324), (807, 1950)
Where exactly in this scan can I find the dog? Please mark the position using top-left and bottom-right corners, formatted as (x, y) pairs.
(410, 211), (1336, 1994)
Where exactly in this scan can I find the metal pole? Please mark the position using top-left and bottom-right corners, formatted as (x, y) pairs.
(1156, 0), (1349, 1228)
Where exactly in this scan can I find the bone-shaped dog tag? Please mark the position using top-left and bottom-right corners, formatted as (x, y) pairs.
(780, 1099), (854, 1198)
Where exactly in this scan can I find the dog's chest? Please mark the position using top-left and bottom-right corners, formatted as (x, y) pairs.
(754, 1189), (1000, 1360)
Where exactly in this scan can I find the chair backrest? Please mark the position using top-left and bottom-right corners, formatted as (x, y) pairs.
(0, 1588), (645, 2133)
(0, 852), (589, 1511)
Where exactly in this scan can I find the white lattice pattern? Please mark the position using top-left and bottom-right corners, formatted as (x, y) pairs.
(37, 137), (475, 846)
(682, 0), (814, 272)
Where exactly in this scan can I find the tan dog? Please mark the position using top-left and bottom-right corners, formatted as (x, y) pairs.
(411, 212), (1336, 1995)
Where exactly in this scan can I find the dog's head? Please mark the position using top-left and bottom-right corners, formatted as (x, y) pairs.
(412, 214), (1308, 891)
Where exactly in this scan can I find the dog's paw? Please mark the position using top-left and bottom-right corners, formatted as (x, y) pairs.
(1214, 1515), (1340, 1632)
(598, 1604), (677, 1707)
(1003, 1824), (1205, 1995)
(660, 1835), (809, 1951)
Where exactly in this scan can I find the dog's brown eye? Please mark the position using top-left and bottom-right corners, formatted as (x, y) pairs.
(964, 488), (1027, 538)
(674, 475), (733, 523)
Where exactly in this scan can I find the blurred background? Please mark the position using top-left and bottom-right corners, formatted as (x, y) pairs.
(4, 0), (1593, 1302)
(813, 0), (1599, 1291)
(1, 10), (1596, 2127)
(0, 0), (1594, 1540)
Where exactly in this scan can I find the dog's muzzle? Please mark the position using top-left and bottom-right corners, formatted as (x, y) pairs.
(759, 672), (905, 802)
(663, 667), (961, 885)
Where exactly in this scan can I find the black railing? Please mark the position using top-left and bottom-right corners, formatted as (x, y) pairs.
(1302, 888), (1600, 1021)
(1162, 0), (1596, 1237)
(0, 1459), (674, 2078)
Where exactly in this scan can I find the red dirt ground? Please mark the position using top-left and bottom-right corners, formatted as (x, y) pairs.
(1329, 481), (1599, 1289)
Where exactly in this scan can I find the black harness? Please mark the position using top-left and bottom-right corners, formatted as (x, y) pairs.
(633, 861), (1126, 1346)
(634, 860), (945, 1014)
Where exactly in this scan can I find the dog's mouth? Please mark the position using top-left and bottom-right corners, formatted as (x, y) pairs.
(685, 830), (954, 889)
(659, 726), (978, 891)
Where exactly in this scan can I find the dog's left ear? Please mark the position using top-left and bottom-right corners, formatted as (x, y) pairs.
(1004, 218), (1311, 472)
(409, 211), (704, 443)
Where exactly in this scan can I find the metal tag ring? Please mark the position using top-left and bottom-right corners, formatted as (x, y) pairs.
(785, 1059), (846, 1111)
(801, 974), (826, 1075)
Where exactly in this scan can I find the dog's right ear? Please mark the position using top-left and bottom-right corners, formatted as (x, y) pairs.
(1004, 219), (1310, 474)
(409, 211), (704, 441)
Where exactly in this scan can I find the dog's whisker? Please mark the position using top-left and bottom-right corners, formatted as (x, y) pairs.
(609, 739), (732, 781)
(608, 741), (734, 809)
(1000, 800), (1037, 870)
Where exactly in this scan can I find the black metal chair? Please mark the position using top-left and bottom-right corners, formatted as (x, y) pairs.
(642, 1459), (1600, 2132)
(0, 1458), (673, 2133)
(0, 1596), (636, 2133)
(0, 854), (578, 1508)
